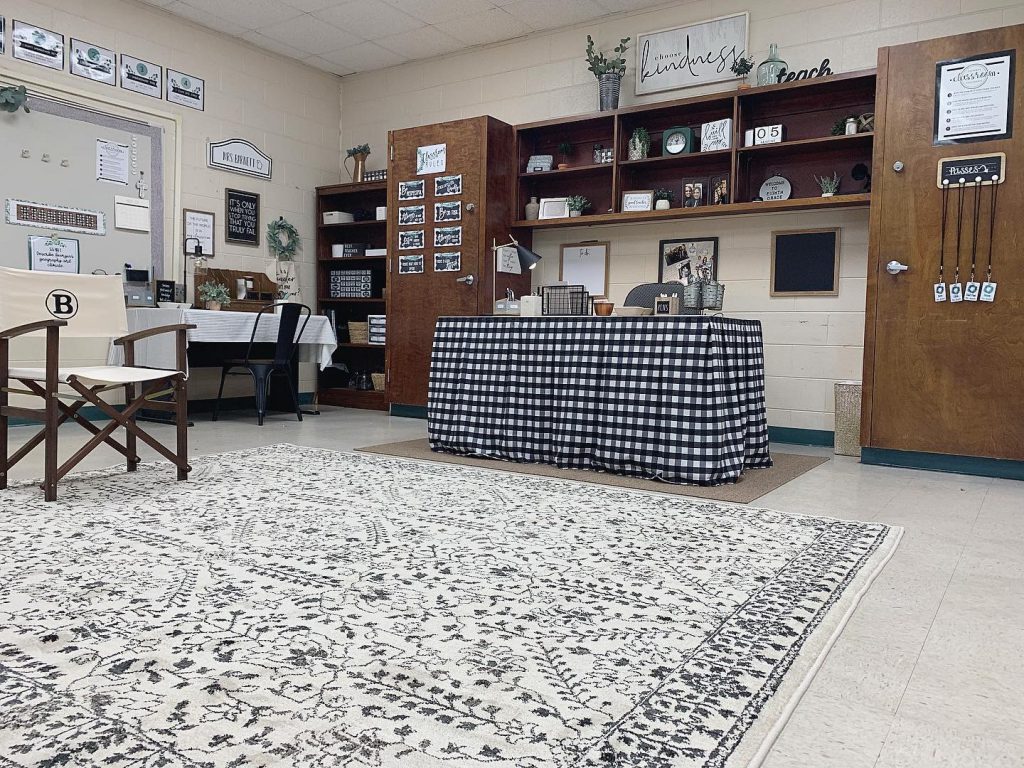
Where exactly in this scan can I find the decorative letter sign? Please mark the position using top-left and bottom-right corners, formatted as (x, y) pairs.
(208, 138), (273, 180)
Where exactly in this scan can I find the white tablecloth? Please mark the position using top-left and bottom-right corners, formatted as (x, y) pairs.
(109, 308), (337, 371)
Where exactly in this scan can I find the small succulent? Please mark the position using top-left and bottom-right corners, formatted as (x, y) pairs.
(566, 195), (590, 212)
(346, 143), (371, 157)
(654, 188), (676, 202)
(629, 126), (650, 148)
(0, 85), (30, 114)
(585, 35), (630, 78)
(198, 281), (231, 305)
(814, 172), (842, 195)
(730, 56), (755, 77)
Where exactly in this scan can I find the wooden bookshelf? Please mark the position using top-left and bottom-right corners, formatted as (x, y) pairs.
(513, 69), (877, 227)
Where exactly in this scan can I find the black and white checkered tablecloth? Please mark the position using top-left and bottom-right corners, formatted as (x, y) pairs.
(427, 316), (772, 485)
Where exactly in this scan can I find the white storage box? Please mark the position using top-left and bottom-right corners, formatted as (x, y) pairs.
(322, 211), (353, 224)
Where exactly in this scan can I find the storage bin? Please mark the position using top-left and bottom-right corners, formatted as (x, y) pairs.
(371, 373), (386, 391)
(834, 381), (862, 457)
(348, 321), (368, 344)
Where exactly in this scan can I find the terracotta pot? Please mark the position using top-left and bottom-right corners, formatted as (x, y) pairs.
(206, 301), (221, 311)
(557, 163), (569, 170)
(594, 301), (614, 316)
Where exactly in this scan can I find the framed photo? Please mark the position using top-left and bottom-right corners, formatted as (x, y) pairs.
(434, 200), (461, 223)
(435, 174), (462, 196)
(183, 209), (215, 257)
(398, 180), (425, 201)
(538, 197), (569, 219)
(771, 228), (840, 296)
(434, 226), (462, 247)
(622, 190), (654, 212)
(398, 205), (425, 226)
(224, 189), (260, 246)
(70, 39), (115, 85)
(659, 238), (718, 283)
(398, 230), (424, 250)
(709, 175), (730, 205)
(682, 178), (708, 207)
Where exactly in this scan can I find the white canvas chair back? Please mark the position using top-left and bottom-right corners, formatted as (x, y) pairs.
(0, 267), (128, 339)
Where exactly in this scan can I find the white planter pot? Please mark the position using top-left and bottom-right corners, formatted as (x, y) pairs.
(655, 199), (671, 210)
(569, 210), (582, 217)
(821, 192), (834, 198)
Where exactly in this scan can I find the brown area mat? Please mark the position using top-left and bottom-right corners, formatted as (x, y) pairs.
(357, 439), (829, 504)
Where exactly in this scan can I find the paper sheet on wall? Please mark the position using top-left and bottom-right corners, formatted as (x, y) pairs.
(96, 139), (130, 184)
(114, 196), (150, 232)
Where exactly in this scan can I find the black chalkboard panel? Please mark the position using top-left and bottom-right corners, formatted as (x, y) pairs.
(771, 228), (840, 296)
(225, 188), (260, 246)
(155, 279), (176, 303)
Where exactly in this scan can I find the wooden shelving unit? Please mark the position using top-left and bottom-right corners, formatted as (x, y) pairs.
(513, 69), (876, 228)
(315, 180), (389, 411)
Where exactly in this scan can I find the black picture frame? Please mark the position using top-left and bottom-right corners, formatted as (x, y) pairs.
(709, 174), (730, 205)
(933, 49), (1015, 145)
(681, 177), (708, 208)
(771, 228), (840, 296)
(225, 189), (260, 246)
(658, 238), (718, 282)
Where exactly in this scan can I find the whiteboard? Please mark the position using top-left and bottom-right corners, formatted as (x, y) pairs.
(560, 241), (610, 297)
(0, 92), (163, 277)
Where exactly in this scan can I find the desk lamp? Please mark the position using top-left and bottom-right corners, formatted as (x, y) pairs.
(491, 236), (542, 310)
(183, 238), (203, 303)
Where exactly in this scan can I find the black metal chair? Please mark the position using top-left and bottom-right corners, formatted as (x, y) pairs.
(623, 282), (699, 313)
(212, 302), (311, 426)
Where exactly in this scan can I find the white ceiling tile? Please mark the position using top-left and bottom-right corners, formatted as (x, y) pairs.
(282, 0), (336, 11)
(304, 54), (356, 76)
(138, 0), (178, 7)
(314, 1), (425, 41)
(242, 30), (313, 59)
(182, 0), (303, 27)
(593, 0), (673, 12)
(443, 8), (532, 45)
(503, 0), (608, 30)
(319, 41), (409, 71)
(163, 1), (252, 34)
(256, 13), (364, 55)
(376, 25), (462, 60)
(385, 0), (497, 24)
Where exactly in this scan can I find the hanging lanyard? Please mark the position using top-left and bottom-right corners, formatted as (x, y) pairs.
(954, 179), (965, 285)
(986, 174), (999, 283)
(969, 177), (982, 284)
(938, 180), (950, 284)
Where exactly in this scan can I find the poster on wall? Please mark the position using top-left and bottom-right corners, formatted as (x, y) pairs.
(183, 209), (214, 256)
(12, 21), (65, 70)
(399, 254), (424, 274)
(434, 251), (461, 272)
(121, 54), (162, 99)
(166, 68), (205, 111)
(934, 50), (1014, 144)
(635, 12), (748, 96)
(416, 143), (446, 175)
(28, 235), (80, 273)
(225, 189), (259, 246)
(96, 139), (130, 185)
(70, 39), (116, 85)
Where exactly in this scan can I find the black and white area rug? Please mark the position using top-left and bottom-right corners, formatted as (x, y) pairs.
(0, 445), (901, 768)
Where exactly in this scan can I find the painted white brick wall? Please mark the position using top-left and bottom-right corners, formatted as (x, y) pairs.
(341, 0), (1024, 432)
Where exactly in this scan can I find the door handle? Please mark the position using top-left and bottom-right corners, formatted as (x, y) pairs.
(456, 274), (475, 285)
(886, 260), (909, 275)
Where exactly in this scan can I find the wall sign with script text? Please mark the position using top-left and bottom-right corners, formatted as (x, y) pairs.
(636, 13), (748, 96)
(416, 143), (446, 175)
(208, 139), (272, 180)
(225, 189), (260, 246)
(936, 152), (1006, 188)
(935, 50), (1015, 144)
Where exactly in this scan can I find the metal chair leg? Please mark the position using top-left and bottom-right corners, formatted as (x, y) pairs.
(255, 371), (267, 426)
(283, 367), (303, 422)
(212, 366), (228, 422)
(124, 382), (138, 472)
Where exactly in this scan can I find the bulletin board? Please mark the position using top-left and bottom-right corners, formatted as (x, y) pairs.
(0, 89), (165, 278)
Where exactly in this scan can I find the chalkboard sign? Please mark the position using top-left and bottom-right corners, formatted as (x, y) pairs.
(225, 188), (260, 246)
(771, 228), (840, 296)
(155, 279), (177, 303)
(936, 152), (1005, 188)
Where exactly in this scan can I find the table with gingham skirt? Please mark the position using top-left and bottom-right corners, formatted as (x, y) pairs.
(427, 316), (773, 485)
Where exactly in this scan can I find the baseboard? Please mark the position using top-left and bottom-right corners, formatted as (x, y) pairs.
(768, 426), (835, 447)
(861, 447), (1024, 481)
(389, 404), (428, 419)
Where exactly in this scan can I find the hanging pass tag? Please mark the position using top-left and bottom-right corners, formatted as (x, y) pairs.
(964, 281), (980, 301)
(933, 283), (947, 302)
(980, 282), (997, 302)
(949, 283), (964, 303)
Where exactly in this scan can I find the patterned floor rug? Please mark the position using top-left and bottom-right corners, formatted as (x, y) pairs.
(0, 444), (901, 768)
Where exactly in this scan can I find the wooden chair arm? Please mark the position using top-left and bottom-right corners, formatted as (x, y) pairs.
(114, 323), (197, 346)
(0, 319), (67, 339)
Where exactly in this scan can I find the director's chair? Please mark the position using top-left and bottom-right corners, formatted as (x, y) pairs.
(0, 267), (196, 501)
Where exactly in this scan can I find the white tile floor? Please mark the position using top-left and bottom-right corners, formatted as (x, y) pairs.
(4, 407), (1023, 767)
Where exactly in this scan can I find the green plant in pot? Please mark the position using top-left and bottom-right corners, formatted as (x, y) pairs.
(198, 281), (231, 310)
(586, 35), (630, 111)
(345, 142), (371, 182)
(814, 171), (842, 197)
(628, 126), (650, 160)
(0, 85), (30, 114)
(730, 56), (755, 88)
(566, 195), (590, 217)
(653, 188), (676, 210)
(557, 141), (573, 169)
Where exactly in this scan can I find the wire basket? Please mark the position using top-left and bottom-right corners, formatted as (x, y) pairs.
(681, 281), (725, 312)
(371, 373), (386, 391)
(541, 285), (590, 315)
(348, 321), (368, 344)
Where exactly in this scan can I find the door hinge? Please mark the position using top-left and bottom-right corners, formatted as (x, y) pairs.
(389, 144), (394, 161)
(386, 368), (391, 383)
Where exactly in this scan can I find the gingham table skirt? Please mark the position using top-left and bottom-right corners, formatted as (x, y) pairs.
(427, 316), (772, 485)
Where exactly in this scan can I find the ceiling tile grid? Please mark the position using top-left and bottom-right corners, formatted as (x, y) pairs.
(137, 0), (675, 77)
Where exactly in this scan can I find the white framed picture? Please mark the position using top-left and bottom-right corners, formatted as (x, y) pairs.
(166, 69), (205, 111)
(538, 197), (569, 220)
(416, 143), (446, 175)
(622, 190), (654, 212)
(70, 39), (115, 85)
(12, 20), (64, 71)
(121, 54), (162, 99)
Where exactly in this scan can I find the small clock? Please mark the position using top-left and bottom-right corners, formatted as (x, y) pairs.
(662, 126), (693, 156)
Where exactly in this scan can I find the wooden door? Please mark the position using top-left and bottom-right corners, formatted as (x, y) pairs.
(387, 118), (487, 409)
(863, 25), (1024, 460)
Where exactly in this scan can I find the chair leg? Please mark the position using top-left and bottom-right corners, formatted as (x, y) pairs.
(284, 368), (303, 422)
(0, 380), (7, 492)
(124, 382), (139, 472)
(212, 367), (228, 422)
(255, 371), (268, 427)
(44, 391), (58, 502)
(175, 374), (188, 481)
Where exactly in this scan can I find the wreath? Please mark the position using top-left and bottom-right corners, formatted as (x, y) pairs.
(266, 217), (301, 261)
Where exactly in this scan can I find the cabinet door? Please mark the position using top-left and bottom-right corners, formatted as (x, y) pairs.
(387, 118), (486, 409)
(863, 25), (1024, 460)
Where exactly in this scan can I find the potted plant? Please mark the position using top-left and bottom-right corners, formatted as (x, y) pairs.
(0, 85), (30, 113)
(730, 56), (755, 89)
(586, 35), (630, 111)
(557, 141), (573, 169)
(198, 281), (231, 311)
(814, 172), (842, 197)
(566, 195), (590, 217)
(627, 127), (650, 160)
(653, 188), (676, 210)
(344, 143), (371, 182)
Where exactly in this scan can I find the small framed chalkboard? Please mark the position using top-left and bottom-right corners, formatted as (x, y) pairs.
(225, 188), (260, 246)
(155, 279), (177, 303)
(771, 228), (840, 297)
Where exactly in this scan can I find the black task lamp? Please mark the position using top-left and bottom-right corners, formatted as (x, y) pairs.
(183, 237), (203, 303)
(491, 235), (542, 305)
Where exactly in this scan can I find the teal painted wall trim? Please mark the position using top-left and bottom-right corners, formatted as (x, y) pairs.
(768, 426), (834, 447)
(390, 404), (427, 419)
(862, 447), (1024, 481)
